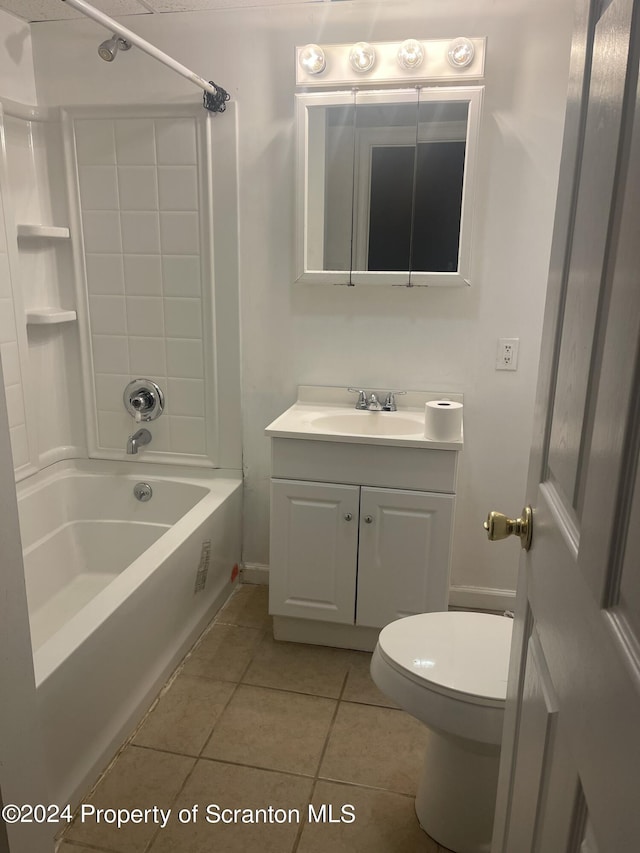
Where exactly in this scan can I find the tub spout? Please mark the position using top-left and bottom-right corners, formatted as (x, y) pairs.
(126, 428), (152, 455)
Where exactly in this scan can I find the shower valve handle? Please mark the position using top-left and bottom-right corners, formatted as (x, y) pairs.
(124, 379), (165, 422)
(130, 389), (154, 412)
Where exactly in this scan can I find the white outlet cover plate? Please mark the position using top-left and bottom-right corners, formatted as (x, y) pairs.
(496, 337), (519, 371)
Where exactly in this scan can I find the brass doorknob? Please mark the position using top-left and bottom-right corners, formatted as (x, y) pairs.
(483, 506), (533, 551)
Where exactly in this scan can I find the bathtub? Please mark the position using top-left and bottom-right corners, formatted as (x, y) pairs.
(16, 458), (242, 811)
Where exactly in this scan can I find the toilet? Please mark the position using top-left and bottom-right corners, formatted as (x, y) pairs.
(370, 611), (513, 853)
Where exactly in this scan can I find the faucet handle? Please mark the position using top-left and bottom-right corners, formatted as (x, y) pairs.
(124, 379), (164, 422)
(382, 390), (407, 411)
(347, 387), (368, 410)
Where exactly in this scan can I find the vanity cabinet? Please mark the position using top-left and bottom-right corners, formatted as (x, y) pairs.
(265, 387), (462, 651)
(269, 479), (454, 630)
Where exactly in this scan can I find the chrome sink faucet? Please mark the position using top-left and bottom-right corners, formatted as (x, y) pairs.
(348, 388), (406, 411)
(126, 428), (152, 455)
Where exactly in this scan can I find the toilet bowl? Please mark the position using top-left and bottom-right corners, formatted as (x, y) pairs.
(370, 611), (513, 853)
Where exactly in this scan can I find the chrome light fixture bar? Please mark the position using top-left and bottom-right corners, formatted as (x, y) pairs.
(296, 38), (485, 86)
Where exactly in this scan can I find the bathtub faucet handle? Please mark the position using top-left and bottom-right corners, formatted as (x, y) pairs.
(130, 389), (154, 413)
(124, 379), (164, 423)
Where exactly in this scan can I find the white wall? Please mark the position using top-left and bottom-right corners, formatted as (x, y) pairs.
(0, 9), (36, 104)
(29, 0), (575, 600)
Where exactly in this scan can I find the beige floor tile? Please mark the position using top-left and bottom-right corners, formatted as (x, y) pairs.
(202, 684), (336, 775)
(217, 583), (271, 629)
(242, 633), (353, 698)
(181, 623), (262, 681)
(64, 746), (194, 853)
(297, 780), (439, 853)
(57, 844), (110, 852)
(319, 702), (428, 795)
(148, 759), (312, 853)
(343, 651), (399, 708)
(133, 675), (236, 755)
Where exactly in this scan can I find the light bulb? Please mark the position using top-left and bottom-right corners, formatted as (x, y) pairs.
(447, 37), (475, 68)
(349, 42), (376, 73)
(397, 39), (424, 70)
(299, 43), (326, 75)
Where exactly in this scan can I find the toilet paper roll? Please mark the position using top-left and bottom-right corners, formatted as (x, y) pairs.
(424, 400), (463, 442)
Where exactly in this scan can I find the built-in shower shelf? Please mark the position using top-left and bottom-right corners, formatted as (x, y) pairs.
(17, 224), (70, 240)
(26, 308), (77, 325)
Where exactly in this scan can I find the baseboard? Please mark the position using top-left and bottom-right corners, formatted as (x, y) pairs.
(240, 563), (270, 585)
(448, 585), (516, 612)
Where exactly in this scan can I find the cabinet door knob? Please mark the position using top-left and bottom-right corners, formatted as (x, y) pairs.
(364, 515), (373, 524)
(344, 513), (353, 521)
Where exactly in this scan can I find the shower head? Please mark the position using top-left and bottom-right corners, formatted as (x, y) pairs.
(98, 34), (132, 62)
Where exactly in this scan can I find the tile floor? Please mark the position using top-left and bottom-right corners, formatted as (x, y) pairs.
(58, 584), (454, 853)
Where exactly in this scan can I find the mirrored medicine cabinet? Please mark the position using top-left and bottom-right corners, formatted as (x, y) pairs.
(295, 86), (483, 286)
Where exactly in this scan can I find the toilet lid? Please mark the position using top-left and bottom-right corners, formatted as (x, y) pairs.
(377, 611), (513, 702)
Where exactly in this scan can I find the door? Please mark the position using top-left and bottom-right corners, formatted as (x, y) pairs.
(492, 0), (640, 850)
(268, 479), (359, 624)
(356, 487), (454, 628)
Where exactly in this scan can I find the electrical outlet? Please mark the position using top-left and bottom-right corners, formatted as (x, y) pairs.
(496, 337), (519, 371)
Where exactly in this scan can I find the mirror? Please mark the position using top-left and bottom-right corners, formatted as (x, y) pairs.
(295, 87), (483, 286)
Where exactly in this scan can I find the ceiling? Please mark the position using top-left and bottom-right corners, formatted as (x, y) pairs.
(0, 0), (327, 23)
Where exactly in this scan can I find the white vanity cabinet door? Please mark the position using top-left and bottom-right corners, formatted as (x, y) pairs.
(269, 479), (360, 624)
(355, 487), (455, 629)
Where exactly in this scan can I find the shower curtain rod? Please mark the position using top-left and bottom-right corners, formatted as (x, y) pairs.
(61, 0), (229, 112)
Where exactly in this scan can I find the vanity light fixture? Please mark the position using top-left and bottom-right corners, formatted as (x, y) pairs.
(298, 43), (326, 75)
(397, 39), (424, 70)
(349, 41), (376, 73)
(295, 38), (485, 86)
(447, 37), (475, 68)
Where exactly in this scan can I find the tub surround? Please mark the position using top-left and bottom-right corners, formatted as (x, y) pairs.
(64, 101), (241, 469)
(0, 92), (242, 479)
(0, 83), (243, 829)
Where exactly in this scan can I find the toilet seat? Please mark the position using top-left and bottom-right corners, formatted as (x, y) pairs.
(371, 611), (513, 745)
(377, 611), (512, 707)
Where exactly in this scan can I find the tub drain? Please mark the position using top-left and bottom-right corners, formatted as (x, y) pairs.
(134, 482), (153, 502)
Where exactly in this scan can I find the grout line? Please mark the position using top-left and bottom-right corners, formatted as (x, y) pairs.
(141, 584), (264, 852)
(314, 773), (417, 799)
(57, 837), (125, 853)
(237, 678), (340, 702)
(290, 669), (349, 853)
(140, 758), (198, 853)
(196, 620), (270, 758)
(315, 670), (349, 778)
(181, 752), (319, 783)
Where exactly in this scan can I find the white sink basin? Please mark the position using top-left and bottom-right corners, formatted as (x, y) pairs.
(309, 412), (422, 436)
(264, 387), (463, 450)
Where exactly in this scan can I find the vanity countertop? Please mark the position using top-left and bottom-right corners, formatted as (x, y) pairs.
(265, 386), (463, 450)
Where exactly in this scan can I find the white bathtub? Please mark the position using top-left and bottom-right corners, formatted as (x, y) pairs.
(17, 459), (242, 810)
